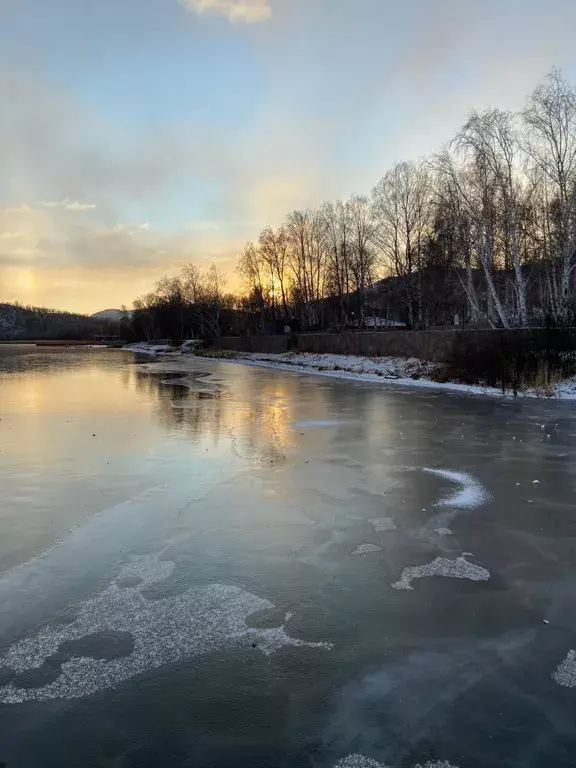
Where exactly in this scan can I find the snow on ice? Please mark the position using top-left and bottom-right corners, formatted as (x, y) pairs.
(334, 755), (458, 768)
(423, 468), (490, 509)
(552, 650), (576, 687)
(391, 555), (490, 591)
(0, 554), (332, 703)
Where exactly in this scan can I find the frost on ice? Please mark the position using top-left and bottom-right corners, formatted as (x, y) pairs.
(552, 650), (576, 687)
(370, 518), (396, 532)
(391, 555), (490, 591)
(423, 468), (489, 509)
(0, 554), (332, 704)
(334, 756), (387, 768)
(333, 756), (458, 768)
(352, 543), (383, 556)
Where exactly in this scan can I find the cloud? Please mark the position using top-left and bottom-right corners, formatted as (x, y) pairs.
(65, 200), (97, 211)
(4, 0), (575, 314)
(179, 0), (272, 23)
(0, 73), (201, 214)
(37, 199), (96, 211)
(0, 201), (243, 311)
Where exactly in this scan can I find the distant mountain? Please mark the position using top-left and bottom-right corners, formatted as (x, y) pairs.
(91, 309), (127, 321)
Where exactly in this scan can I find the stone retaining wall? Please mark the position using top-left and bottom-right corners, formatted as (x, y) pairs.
(216, 330), (460, 361)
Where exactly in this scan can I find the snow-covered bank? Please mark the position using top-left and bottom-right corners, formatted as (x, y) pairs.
(196, 350), (576, 400)
(123, 342), (171, 356)
(124, 340), (202, 356)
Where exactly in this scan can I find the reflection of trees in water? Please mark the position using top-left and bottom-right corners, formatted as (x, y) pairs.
(125, 368), (227, 444)
(124, 366), (301, 465)
(123, 363), (416, 469)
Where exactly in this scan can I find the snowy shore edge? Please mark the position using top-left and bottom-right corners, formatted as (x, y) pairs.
(126, 344), (576, 400)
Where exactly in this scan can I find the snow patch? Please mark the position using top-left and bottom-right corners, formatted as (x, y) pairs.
(333, 756), (458, 768)
(180, 339), (202, 354)
(369, 518), (396, 532)
(124, 342), (171, 356)
(0, 554), (332, 703)
(423, 468), (490, 509)
(352, 543), (383, 556)
(334, 756), (388, 768)
(391, 555), (490, 591)
(552, 650), (576, 687)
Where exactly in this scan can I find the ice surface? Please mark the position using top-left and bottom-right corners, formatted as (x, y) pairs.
(293, 420), (341, 428)
(204, 351), (576, 400)
(391, 555), (490, 591)
(0, 554), (332, 703)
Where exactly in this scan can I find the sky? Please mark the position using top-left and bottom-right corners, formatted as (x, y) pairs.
(1, 0), (576, 314)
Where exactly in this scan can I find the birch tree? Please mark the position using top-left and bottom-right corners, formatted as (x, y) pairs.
(259, 225), (291, 322)
(372, 161), (432, 327)
(347, 195), (377, 320)
(458, 109), (528, 326)
(523, 68), (576, 320)
(321, 200), (352, 325)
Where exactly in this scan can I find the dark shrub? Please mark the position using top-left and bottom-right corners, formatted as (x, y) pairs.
(443, 328), (576, 393)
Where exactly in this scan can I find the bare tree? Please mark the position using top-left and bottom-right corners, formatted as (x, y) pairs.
(347, 195), (377, 322)
(372, 161), (432, 327)
(259, 226), (291, 322)
(523, 68), (576, 320)
(286, 210), (326, 329)
(236, 242), (269, 327)
(181, 264), (203, 304)
(321, 200), (352, 326)
(435, 148), (511, 328)
(432, 170), (481, 323)
(457, 109), (529, 326)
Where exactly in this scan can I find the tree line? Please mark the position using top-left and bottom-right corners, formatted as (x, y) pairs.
(134, 69), (576, 341)
(0, 302), (119, 340)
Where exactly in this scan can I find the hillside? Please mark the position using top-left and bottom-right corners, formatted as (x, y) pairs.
(0, 303), (118, 340)
(91, 309), (127, 321)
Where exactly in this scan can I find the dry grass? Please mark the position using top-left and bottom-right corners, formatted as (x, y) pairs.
(530, 361), (564, 397)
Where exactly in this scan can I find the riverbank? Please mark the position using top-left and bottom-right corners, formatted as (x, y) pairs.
(128, 343), (576, 399)
(124, 341), (172, 356)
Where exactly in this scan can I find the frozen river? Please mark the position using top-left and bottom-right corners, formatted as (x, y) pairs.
(1, 346), (576, 767)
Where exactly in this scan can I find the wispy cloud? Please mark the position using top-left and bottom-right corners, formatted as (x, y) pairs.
(65, 200), (97, 211)
(179, 0), (272, 24)
(0, 200), (242, 311)
(37, 198), (96, 211)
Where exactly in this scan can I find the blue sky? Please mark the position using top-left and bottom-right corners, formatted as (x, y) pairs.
(1, 0), (576, 312)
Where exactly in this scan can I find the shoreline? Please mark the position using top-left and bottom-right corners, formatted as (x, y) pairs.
(131, 346), (576, 400)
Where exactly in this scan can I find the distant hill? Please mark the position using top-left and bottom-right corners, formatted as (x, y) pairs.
(91, 309), (127, 321)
